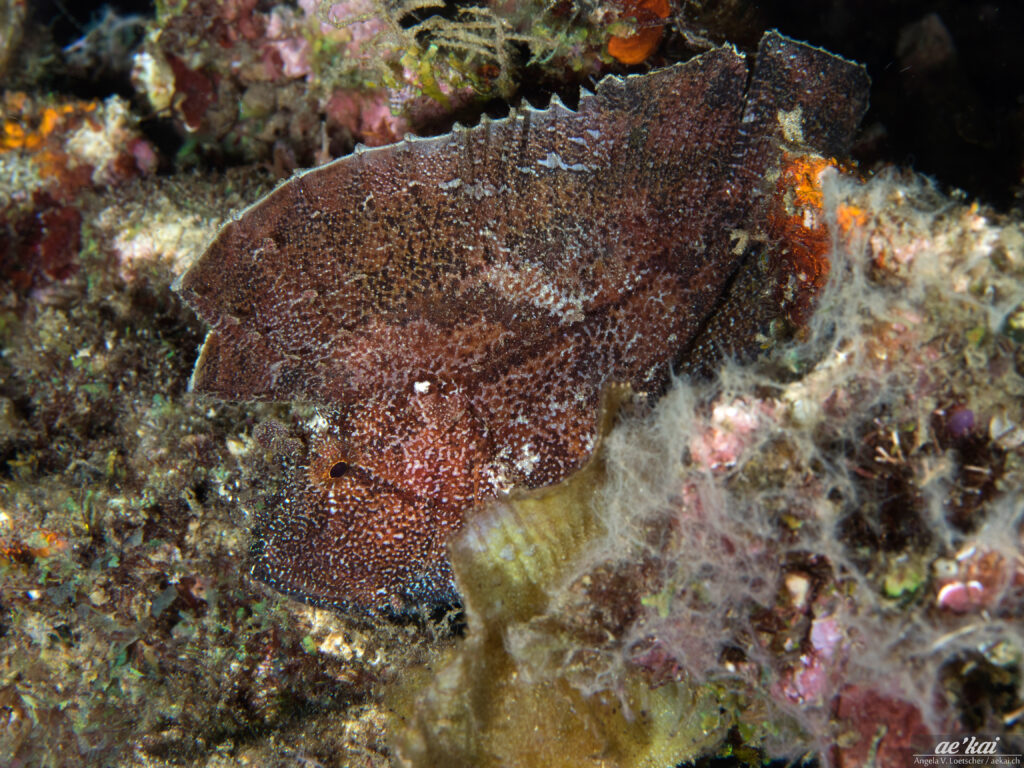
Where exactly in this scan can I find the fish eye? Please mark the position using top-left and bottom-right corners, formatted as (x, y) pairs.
(329, 461), (350, 478)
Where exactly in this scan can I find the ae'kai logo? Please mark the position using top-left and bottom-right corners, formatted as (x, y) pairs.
(913, 734), (1022, 766)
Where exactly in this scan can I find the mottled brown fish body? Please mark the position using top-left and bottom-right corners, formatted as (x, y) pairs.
(176, 31), (868, 615)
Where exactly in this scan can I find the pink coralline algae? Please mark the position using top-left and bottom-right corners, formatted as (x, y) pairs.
(935, 545), (1018, 614)
(264, 7), (314, 79)
(323, 89), (408, 149)
(177, 31), (869, 615)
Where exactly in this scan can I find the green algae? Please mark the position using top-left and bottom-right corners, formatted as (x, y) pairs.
(388, 387), (808, 767)
(389, 390), (739, 768)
